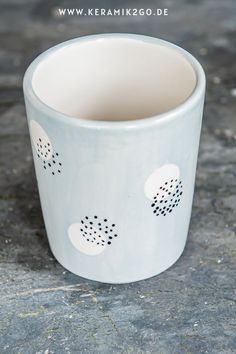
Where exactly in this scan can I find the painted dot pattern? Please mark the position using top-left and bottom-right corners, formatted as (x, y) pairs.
(79, 216), (118, 246)
(30, 120), (62, 175)
(36, 138), (52, 160)
(144, 164), (180, 201)
(38, 152), (62, 175)
(30, 120), (53, 161)
(151, 180), (183, 216)
(68, 216), (118, 256)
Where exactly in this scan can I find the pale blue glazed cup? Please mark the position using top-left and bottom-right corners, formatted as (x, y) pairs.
(23, 34), (205, 283)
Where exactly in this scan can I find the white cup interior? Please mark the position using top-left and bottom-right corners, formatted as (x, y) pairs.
(32, 37), (197, 121)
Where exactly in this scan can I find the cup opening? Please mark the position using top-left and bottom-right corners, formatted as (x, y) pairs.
(32, 36), (197, 122)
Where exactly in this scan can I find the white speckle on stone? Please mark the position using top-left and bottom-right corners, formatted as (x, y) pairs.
(212, 76), (221, 84)
(194, 322), (198, 327)
(69, 315), (73, 318)
(25, 155), (32, 161)
(80, 293), (93, 298)
(223, 130), (234, 139)
(204, 301), (208, 305)
(217, 257), (224, 264)
(139, 295), (146, 299)
(199, 47), (208, 56)
(230, 88), (236, 97)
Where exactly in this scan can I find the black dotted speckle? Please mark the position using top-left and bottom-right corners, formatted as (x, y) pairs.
(79, 215), (118, 246)
(150, 179), (183, 217)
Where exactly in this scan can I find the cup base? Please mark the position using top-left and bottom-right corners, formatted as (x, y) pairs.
(49, 244), (186, 284)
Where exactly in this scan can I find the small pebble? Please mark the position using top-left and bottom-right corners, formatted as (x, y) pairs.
(212, 76), (221, 84)
(230, 88), (236, 97)
(199, 47), (208, 56)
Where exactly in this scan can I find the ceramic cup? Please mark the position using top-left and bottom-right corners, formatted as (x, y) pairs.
(23, 34), (205, 283)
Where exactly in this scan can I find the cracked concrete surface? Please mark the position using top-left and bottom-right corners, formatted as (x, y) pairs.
(0, 0), (236, 353)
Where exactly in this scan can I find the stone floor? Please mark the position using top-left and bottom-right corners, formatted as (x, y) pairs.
(0, 0), (236, 353)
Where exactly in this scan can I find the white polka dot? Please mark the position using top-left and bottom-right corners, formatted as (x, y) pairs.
(144, 164), (180, 200)
(68, 222), (107, 256)
(30, 120), (53, 160)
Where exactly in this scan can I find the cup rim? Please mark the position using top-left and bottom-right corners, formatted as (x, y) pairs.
(23, 33), (206, 130)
